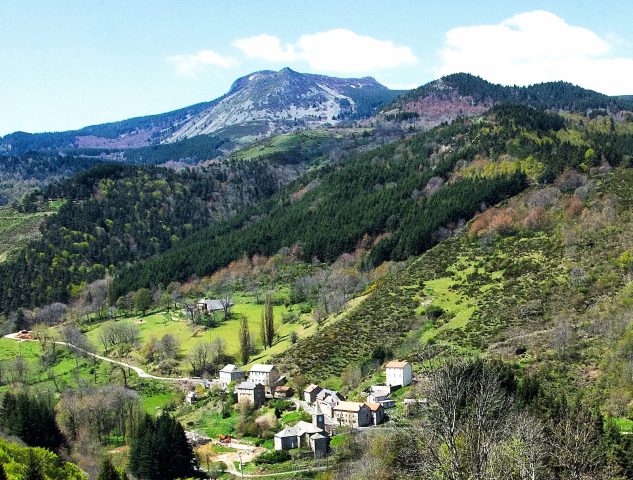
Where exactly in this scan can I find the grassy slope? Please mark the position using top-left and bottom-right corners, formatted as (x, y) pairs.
(84, 295), (318, 371)
(279, 168), (633, 394)
(0, 206), (54, 262)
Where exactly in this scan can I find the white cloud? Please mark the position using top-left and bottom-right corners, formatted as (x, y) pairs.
(232, 34), (296, 62)
(437, 10), (633, 95)
(167, 49), (238, 78)
(233, 29), (417, 74)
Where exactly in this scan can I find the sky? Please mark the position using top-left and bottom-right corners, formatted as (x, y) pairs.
(2, 0), (633, 136)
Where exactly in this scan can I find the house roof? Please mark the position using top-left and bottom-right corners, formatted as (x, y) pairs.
(385, 361), (411, 369)
(275, 427), (297, 438)
(250, 364), (277, 373)
(220, 364), (242, 373)
(304, 383), (321, 393)
(365, 402), (383, 412)
(275, 386), (293, 393)
(295, 421), (322, 435)
(313, 402), (323, 415)
(333, 401), (367, 413)
(316, 388), (344, 401)
(311, 433), (327, 440)
(236, 381), (260, 390)
(197, 299), (228, 310)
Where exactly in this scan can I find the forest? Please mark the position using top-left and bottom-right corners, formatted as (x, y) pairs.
(111, 104), (630, 299)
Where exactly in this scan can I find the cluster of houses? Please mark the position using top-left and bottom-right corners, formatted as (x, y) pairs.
(210, 359), (414, 457)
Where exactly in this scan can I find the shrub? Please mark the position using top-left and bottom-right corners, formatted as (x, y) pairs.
(254, 450), (291, 465)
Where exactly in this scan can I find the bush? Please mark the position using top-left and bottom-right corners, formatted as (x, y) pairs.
(425, 305), (445, 320)
(254, 450), (291, 465)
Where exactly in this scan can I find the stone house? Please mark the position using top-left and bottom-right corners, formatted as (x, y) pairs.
(248, 364), (280, 389)
(274, 386), (295, 399)
(236, 381), (266, 409)
(304, 384), (323, 404)
(385, 361), (413, 387)
(219, 364), (244, 387)
(333, 402), (372, 428)
(196, 298), (232, 314)
(366, 402), (385, 425)
(274, 410), (329, 458)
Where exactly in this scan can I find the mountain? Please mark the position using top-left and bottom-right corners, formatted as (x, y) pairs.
(0, 68), (400, 155)
(0, 101), (215, 155)
(164, 68), (401, 143)
(382, 72), (633, 129)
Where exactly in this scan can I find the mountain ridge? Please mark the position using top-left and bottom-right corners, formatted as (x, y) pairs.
(0, 68), (400, 155)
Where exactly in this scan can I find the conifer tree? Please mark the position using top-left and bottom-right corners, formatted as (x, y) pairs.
(264, 295), (274, 348)
(0, 463), (7, 480)
(97, 457), (120, 480)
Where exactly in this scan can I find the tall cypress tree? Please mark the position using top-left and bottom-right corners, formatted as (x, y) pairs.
(238, 315), (250, 365)
(264, 295), (274, 348)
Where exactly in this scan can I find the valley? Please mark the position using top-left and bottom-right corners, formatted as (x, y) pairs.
(2, 69), (633, 480)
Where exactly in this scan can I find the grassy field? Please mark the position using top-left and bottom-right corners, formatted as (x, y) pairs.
(84, 295), (318, 371)
(0, 337), (176, 412)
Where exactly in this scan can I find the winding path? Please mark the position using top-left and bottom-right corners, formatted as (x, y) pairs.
(3, 333), (209, 385)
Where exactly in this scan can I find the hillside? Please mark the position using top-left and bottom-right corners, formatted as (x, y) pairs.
(111, 105), (633, 300)
(381, 72), (633, 129)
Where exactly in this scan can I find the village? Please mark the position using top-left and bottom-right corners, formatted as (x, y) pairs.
(184, 343), (418, 469)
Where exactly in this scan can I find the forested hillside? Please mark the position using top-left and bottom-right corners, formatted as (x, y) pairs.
(0, 159), (291, 311)
(111, 105), (632, 300)
(0, 154), (100, 206)
(390, 72), (633, 113)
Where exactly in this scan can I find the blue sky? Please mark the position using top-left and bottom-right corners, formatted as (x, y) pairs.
(2, 0), (633, 135)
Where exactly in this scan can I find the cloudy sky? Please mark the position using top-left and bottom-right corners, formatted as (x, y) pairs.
(2, 0), (633, 135)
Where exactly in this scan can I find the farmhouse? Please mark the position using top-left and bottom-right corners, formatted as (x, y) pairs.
(219, 364), (244, 387)
(236, 381), (266, 408)
(248, 364), (280, 388)
(366, 402), (385, 425)
(274, 409), (329, 458)
(304, 383), (323, 404)
(333, 402), (372, 428)
(196, 298), (233, 314)
(385, 360), (413, 387)
(274, 386), (295, 399)
(315, 389), (346, 418)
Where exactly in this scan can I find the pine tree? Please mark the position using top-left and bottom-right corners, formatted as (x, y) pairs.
(97, 457), (120, 480)
(0, 463), (7, 480)
(238, 315), (251, 365)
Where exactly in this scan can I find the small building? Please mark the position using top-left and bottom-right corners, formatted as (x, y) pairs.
(379, 399), (396, 409)
(274, 427), (299, 451)
(385, 361), (413, 387)
(196, 298), (232, 314)
(219, 364), (244, 387)
(274, 419), (329, 457)
(304, 384), (323, 404)
(236, 381), (266, 409)
(248, 364), (280, 388)
(333, 402), (372, 428)
(366, 402), (385, 425)
(310, 433), (329, 458)
(274, 386), (295, 399)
